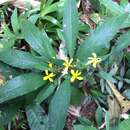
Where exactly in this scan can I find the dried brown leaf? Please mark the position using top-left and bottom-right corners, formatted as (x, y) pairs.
(107, 80), (130, 113)
(107, 95), (120, 125)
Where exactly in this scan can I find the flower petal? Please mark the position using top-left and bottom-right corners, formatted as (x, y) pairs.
(43, 76), (48, 80)
(45, 70), (48, 75)
(93, 62), (97, 68)
(77, 76), (83, 80)
(86, 60), (93, 65)
(49, 78), (53, 82)
(88, 57), (93, 60)
(50, 73), (55, 77)
(48, 62), (53, 68)
(71, 76), (75, 82)
(92, 53), (97, 58)
(64, 57), (69, 63)
(71, 69), (75, 75)
(69, 58), (73, 64)
(77, 71), (81, 75)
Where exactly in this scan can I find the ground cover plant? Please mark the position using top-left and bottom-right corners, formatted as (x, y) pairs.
(1, 0), (130, 130)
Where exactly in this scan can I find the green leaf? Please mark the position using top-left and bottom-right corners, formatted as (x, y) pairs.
(95, 106), (103, 126)
(0, 62), (19, 80)
(74, 125), (97, 130)
(99, 0), (124, 15)
(2, 24), (16, 39)
(98, 0), (130, 28)
(41, 2), (58, 17)
(0, 49), (48, 70)
(123, 89), (130, 99)
(113, 30), (130, 53)
(11, 8), (19, 33)
(97, 71), (116, 83)
(0, 73), (45, 103)
(26, 104), (48, 130)
(0, 127), (5, 130)
(21, 20), (56, 59)
(43, 16), (61, 27)
(77, 14), (128, 62)
(120, 0), (129, 7)
(0, 104), (19, 125)
(110, 29), (130, 62)
(78, 117), (93, 126)
(48, 80), (71, 130)
(118, 119), (130, 130)
(0, 39), (15, 53)
(70, 86), (84, 106)
(35, 84), (55, 104)
(63, 0), (79, 57)
(105, 111), (110, 130)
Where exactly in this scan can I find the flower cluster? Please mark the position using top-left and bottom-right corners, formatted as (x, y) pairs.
(43, 53), (101, 83)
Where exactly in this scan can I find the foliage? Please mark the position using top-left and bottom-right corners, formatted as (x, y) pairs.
(0, 0), (130, 130)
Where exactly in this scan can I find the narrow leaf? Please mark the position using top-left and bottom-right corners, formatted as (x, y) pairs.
(113, 30), (130, 53)
(11, 8), (19, 33)
(26, 104), (48, 130)
(97, 71), (116, 83)
(35, 84), (55, 104)
(95, 106), (103, 126)
(99, 0), (124, 15)
(21, 20), (56, 59)
(74, 125), (97, 130)
(48, 80), (71, 130)
(0, 49), (48, 70)
(105, 111), (110, 130)
(63, 0), (79, 57)
(0, 73), (45, 103)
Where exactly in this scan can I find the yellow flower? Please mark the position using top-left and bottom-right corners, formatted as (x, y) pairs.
(70, 70), (83, 83)
(48, 62), (53, 68)
(0, 79), (4, 86)
(43, 70), (55, 82)
(63, 57), (73, 69)
(86, 53), (102, 68)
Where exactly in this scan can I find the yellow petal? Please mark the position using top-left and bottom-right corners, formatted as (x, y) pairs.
(64, 57), (69, 63)
(50, 73), (55, 77)
(45, 70), (48, 75)
(93, 62), (97, 68)
(92, 53), (97, 58)
(86, 60), (93, 65)
(88, 57), (93, 60)
(71, 69), (75, 75)
(69, 58), (73, 64)
(0, 79), (4, 86)
(77, 71), (81, 76)
(48, 62), (53, 68)
(77, 76), (83, 80)
(71, 76), (75, 82)
(49, 78), (53, 82)
(43, 76), (48, 80)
